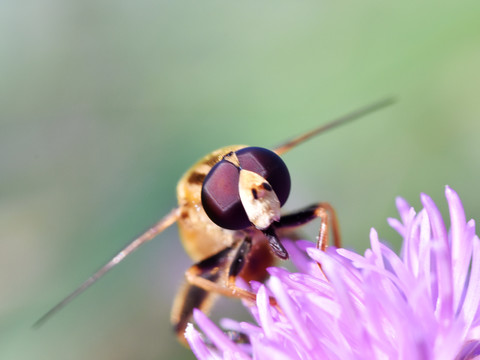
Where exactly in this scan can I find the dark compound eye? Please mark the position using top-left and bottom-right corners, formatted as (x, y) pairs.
(236, 147), (290, 206)
(201, 147), (291, 230)
(201, 160), (250, 230)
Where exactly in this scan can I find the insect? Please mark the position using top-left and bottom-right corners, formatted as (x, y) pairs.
(35, 98), (394, 344)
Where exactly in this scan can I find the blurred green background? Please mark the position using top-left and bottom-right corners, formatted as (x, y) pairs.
(1, 1), (480, 359)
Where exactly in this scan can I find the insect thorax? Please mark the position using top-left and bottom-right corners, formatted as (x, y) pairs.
(176, 145), (247, 261)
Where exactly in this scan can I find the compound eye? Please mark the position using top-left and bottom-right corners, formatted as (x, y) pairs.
(201, 160), (250, 230)
(236, 147), (291, 206)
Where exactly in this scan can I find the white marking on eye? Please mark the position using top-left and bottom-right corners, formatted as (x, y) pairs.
(238, 170), (280, 230)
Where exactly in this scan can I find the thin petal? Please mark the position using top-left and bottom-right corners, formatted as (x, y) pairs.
(185, 323), (221, 360)
(461, 236), (480, 333)
(420, 192), (448, 251)
(193, 309), (249, 358)
(446, 186), (469, 310)
(455, 340), (480, 360)
(421, 192), (453, 321)
(388, 217), (405, 238)
(256, 285), (275, 340)
(396, 196), (413, 225)
(369, 228), (385, 269)
(269, 276), (314, 350)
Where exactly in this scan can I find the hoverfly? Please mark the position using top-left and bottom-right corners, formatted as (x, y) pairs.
(35, 98), (394, 344)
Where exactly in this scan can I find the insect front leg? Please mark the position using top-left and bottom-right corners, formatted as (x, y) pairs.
(275, 202), (341, 251)
(170, 237), (262, 344)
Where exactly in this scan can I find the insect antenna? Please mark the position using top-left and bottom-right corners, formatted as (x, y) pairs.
(273, 97), (395, 155)
(33, 207), (180, 328)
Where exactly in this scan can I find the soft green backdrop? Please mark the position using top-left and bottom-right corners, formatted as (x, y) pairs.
(1, 1), (480, 359)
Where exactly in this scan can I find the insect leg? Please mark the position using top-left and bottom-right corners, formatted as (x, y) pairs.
(171, 237), (260, 343)
(275, 202), (341, 250)
(184, 238), (260, 301)
(170, 282), (219, 345)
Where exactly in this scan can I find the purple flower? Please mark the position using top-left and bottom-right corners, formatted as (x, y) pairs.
(185, 186), (480, 359)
